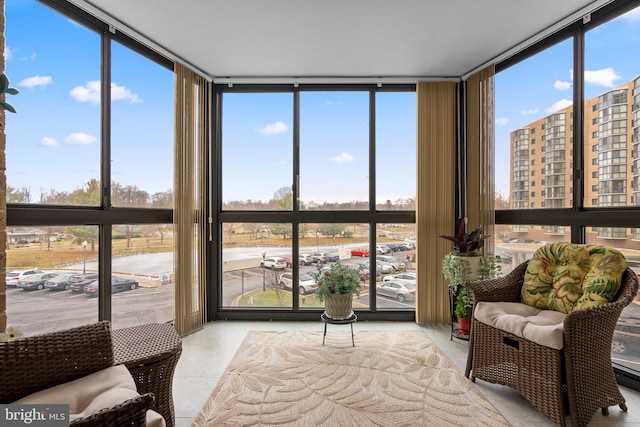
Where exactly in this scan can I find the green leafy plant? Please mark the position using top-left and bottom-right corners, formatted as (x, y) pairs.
(438, 217), (490, 256)
(314, 262), (362, 302)
(0, 72), (19, 127)
(454, 290), (472, 318)
(442, 254), (501, 319)
(440, 219), (501, 319)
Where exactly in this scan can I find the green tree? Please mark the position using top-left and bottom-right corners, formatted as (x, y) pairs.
(271, 223), (292, 239)
(66, 226), (98, 252)
(318, 223), (347, 238)
(68, 179), (101, 205)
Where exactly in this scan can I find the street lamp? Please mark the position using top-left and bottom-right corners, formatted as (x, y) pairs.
(341, 230), (344, 247)
(261, 251), (266, 292)
(82, 240), (88, 274)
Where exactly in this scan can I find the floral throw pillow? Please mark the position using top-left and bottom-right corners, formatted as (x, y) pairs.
(521, 242), (626, 313)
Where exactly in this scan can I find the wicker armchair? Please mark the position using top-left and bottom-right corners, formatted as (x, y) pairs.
(465, 259), (639, 427)
(0, 321), (156, 426)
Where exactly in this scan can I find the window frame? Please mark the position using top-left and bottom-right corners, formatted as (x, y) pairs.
(211, 84), (417, 321)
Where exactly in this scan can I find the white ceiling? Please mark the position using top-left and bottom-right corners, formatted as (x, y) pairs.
(71, 0), (605, 82)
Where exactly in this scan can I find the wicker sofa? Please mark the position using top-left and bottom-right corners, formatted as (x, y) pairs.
(0, 321), (165, 426)
(465, 243), (639, 427)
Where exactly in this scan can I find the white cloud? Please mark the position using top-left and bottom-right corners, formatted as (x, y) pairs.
(256, 121), (288, 135)
(584, 68), (620, 88)
(111, 83), (141, 103)
(19, 75), (52, 89)
(70, 81), (141, 104)
(41, 137), (58, 147)
(66, 133), (96, 145)
(545, 99), (573, 114)
(21, 53), (37, 61)
(495, 117), (509, 126)
(554, 80), (572, 90)
(332, 152), (355, 164)
(520, 108), (539, 115)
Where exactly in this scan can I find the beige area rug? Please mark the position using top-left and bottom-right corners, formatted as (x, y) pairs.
(193, 330), (510, 427)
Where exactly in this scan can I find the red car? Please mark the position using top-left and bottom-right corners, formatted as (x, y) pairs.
(350, 248), (370, 257)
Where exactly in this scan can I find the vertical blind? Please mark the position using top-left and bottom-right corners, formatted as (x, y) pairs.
(173, 63), (209, 335)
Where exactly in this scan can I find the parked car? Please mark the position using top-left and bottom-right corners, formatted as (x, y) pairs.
(383, 272), (416, 282)
(376, 280), (416, 302)
(310, 253), (326, 264)
(495, 251), (513, 264)
(260, 257), (286, 269)
(45, 273), (75, 291)
(353, 263), (370, 280)
(375, 260), (395, 274)
(299, 254), (314, 266)
(278, 272), (318, 295)
(398, 241), (415, 250)
(322, 252), (340, 262)
(68, 273), (100, 292)
(351, 248), (370, 257)
(384, 242), (403, 252)
(5, 269), (44, 287)
(376, 244), (390, 254)
(376, 255), (405, 272)
(84, 276), (139, 297)
(17, 272), (58, 290)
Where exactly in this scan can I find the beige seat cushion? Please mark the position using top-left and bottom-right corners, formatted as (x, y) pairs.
(474, 301), (567, 350)
(13, 364), (165, 427)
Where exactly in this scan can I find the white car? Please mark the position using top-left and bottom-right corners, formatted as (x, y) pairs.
(279, 272), (318, 295)
(376, 244), (390, 254)
(383, 272), (416, 282)
(6, 269), (44, 287)
(260, 257), (286, 269)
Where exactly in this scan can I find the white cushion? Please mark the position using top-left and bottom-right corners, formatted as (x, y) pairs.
(12, 364), (165, 427)
(474, 301), (567, 350)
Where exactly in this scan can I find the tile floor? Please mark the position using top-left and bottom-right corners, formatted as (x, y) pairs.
(172, 320), (640, 426)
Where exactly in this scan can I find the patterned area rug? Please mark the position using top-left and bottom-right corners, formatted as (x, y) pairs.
(193, 330), (510, 426)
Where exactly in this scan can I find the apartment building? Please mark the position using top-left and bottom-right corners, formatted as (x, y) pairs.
(509, 77), (640, 250)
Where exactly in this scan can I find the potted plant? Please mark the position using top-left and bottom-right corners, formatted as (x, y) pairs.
(314, 262), (362, 320)
(440, 218), (501, 335)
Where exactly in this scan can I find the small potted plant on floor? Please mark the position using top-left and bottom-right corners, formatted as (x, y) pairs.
(440, 218), (500, 336)
(315, 262), (362, 320)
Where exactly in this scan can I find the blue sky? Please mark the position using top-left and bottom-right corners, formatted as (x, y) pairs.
(6, 1), (639, 205)
(495, 6), (640, 197)
(5, 0), (173, 200)
(222, 91), (416, 205)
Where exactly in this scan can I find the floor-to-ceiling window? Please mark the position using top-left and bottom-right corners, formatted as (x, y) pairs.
(5, 0), (174, 335)
(495, 0), (640, 383)
(215, 86), (416, 320)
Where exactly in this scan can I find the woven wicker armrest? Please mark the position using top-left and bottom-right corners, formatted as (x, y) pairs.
(466, 260), (529, 304)
(70, 393), (155, 427)
(0, 321), (114, 403)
